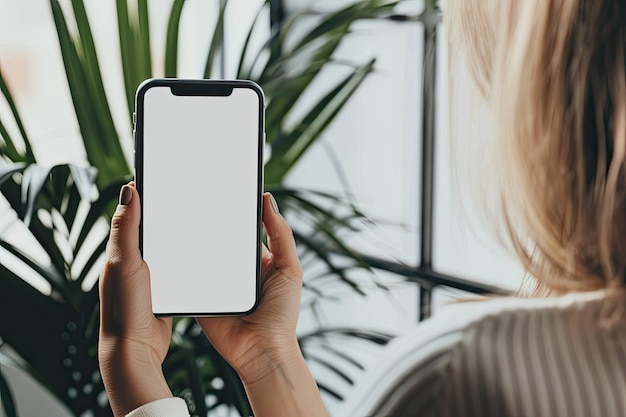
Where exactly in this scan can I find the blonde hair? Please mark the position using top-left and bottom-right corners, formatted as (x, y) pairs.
(445, 1), (626, 294)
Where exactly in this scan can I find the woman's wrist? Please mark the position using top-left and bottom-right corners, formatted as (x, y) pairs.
(238, 340), (329, 417)
(233, 336), (302, 385)
(99, 340), (173, 416)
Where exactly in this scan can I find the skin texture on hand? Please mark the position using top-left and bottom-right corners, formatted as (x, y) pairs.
(98, 184), (328, 417)
(196, 193), (304, 384)
(99, 182), (173, 417)
(197, 193), (328, 416)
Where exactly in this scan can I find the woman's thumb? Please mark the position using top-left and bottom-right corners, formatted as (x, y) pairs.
(107, 183), (142, 264)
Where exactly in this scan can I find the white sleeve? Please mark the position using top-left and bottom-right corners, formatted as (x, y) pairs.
(125, 397), (190, 417)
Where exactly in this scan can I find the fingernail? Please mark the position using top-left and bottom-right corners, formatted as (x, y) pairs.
(269, 194), (280, 214)
(119, 185), (132, 205)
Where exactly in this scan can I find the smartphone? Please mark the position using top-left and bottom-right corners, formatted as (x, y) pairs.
(134, 78), (264, 316)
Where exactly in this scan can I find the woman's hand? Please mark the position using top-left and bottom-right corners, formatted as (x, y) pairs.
(98, 182), (173, 417)
(197, 194), (327, 417)
(98, 185), (326, 416)
(195, 193), (304, 384)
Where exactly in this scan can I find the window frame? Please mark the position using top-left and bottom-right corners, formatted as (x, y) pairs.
(272, 1), (510, 321)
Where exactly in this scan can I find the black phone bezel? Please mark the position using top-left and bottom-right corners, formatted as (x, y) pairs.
(134, 78), (265, 317)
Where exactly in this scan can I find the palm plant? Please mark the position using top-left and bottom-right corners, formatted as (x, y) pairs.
(0, 0), (399, 415)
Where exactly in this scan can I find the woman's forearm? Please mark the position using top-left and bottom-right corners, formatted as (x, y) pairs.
(99, 341), (173, 417)
(238, 341), (328, 417)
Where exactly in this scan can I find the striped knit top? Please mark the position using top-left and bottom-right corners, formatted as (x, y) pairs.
(336, 289), (626, 417)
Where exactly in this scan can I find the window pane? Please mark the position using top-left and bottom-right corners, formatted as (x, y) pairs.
(432, 23), (524, 291)
(283, 16), (425, 412)
(286, 19), (423, 267)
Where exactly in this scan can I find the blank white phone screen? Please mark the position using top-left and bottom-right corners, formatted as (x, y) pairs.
(142, 85), (261, 315)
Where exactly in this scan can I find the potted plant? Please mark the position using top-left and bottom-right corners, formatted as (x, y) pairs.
(0, 0), (399, 415)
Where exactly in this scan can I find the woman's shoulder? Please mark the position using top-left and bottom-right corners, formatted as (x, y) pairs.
(335, 289), (619, 417)
(422, 287), (616, 335)
(365, 288), (616, 368)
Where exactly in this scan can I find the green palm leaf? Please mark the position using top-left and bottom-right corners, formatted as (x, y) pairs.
(236, 1), (267, 79)
(0, 1), (407, 415)
(265, 59), (375, 183)
(0, 67), (35, 163)
(116, 0), (136, 115)
(164, 0), (186, 77)
(117, 0), (153, 117)
(0, 365), (17, 417)
(137, 0), (152, 82)
(50, 0), (130, 189)
(204, 0), (227, 79)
